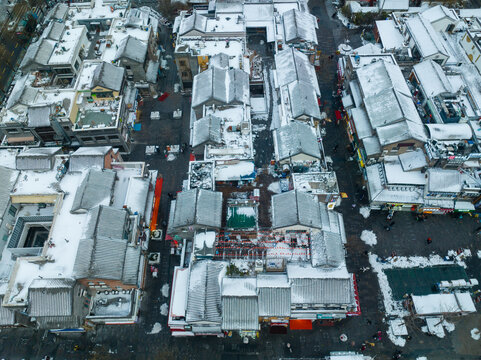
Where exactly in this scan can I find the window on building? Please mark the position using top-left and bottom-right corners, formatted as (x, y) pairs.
(8, 205), (17, 217)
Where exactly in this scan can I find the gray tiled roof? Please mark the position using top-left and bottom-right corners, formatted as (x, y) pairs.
(172, 189), (222, 229)
(192, 67), (250, 109)
(275, 121), (321, 161)
(19, 39), (54, 71)
(288, 81), (321, 120)
(69, 146), (112, 172)
(0, 296), (15, 326)
(73, 206), (134, 281)
(290, 278), (353, 305)
(71, 169), (115, 213)
(45, 21), (65, 41)
(28, 278), (75, 317)
(15, 146), (61, 171)
(272, 190), (322, 229)
(257, 274), (290, 317)
(275, 47), (320, 95)
(27, 105), (52, 128)
(186, 260), (226, 323)
(179, 12), (208, 35)
(191, 114), (223, 148)
(222, 296), (259, 331)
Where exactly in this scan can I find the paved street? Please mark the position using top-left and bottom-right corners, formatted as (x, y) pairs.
(0, 1), (480, 359)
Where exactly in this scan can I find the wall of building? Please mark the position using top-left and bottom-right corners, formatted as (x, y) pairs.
(460, 32), (481, 74)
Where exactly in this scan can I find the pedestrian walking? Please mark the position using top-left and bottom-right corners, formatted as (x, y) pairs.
(377, 330), (382, 341)
(366, 319), (372, 325)
(168, 192), (173, 199)
(427, 237), (432, 244)
(360, 343), (366, 352)
(389, 221), (395, 227)
(332, 144), (339, 152)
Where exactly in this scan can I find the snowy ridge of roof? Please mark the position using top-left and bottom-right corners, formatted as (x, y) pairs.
(179, 12), (208, 35)
(413, 60), (453, 97)
(191, 114), (223, 148)
(275, 47), (320, 95)
(192, 67), (250, 109)
(425, 123), (473, 141)
(357, 60), (410, 98)
(91, 62), (125, 91)
(114, 36), (148, 63)
(405, 14), (448, 59)
(272, 190), (323, 229)
(186, 260), (227, 323)
(172, 189), (223, 229)
(70, 169), (115, 213)
(275, 121), (321, 161)
(375, 20), (404, 50)
(288, 81), (321, 120)
(310, 230), (345, 268)
(282, 9), (318, 44)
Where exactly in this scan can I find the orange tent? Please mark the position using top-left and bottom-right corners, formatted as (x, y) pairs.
(289, 319), (312, 330)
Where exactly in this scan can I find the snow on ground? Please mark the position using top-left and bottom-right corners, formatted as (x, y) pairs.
(360, 230), (377, 246)
(387, 325), (406, 347)
(417, 357), (428, 360)
(167, 153), (177, 161)
(443, 319), (455, 333)
(336, 11), (359, 29)
(161, 283), (170, 297)
(368, 253), (458, 317)
(338, 43), (353, 55)
(447, 249), (471, 262)
(472, 328), (480, 340)
(268, 182), (281, 193)
(148, 322), (162, 334)
(160, 303), (169, 316)
(359, 206), (371, 219)
(478, 250), (481, 259)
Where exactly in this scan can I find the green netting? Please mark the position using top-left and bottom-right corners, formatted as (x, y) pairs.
(226, 207), (256, 229)
(385, 265), (468, 300)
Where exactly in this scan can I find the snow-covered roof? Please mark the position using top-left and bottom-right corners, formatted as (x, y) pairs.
(427, 168), (462, 193)
(194, 231), (217, 258)
(282, 9), (318, 44)
(171, 188), (223, 229)
(350, 107), (373, 140)
(384, 155), (425, 185)
(70, 169), (115, 213)
(362, 136), (382, 157)
(170, 266), (189, 318)
(274, 121), (321, 161)
(288, 81), (321, 120)
(425, 123), (473, 141)
(421, 5), (458, 24)
(6, 76), (39, 110)
(27, 104), (52, 128)
(114, 36), (148, 63)
(375, 20), (404, 50)
(123, 176), (149, 217)
(91, 62), (125, 91)
(379, 0), (408, 11)
(271, 190), (323, 230)
(178, 12), (208, 36)
(376, 120), (427, 147)
(406, 15), (449, 59)
(44, 21), (66, 42)
(186, 260), (227, 323)
(214, 160), (256, 181)
(398, 149), (427, 171)
(69, 146), (112, 172)
(413, 60), (453, 97)
(357, 60), (410, 98)
(364, 88), (421, 129)
(15, 147), (61, 171)
(257, 274), (291, 317)
(365, 163), (424, 204)
(275, 48), (320, 95)
(19, 39), (54, 71)
(191, 114), (223, 148)
(412, 293), (476, 315)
